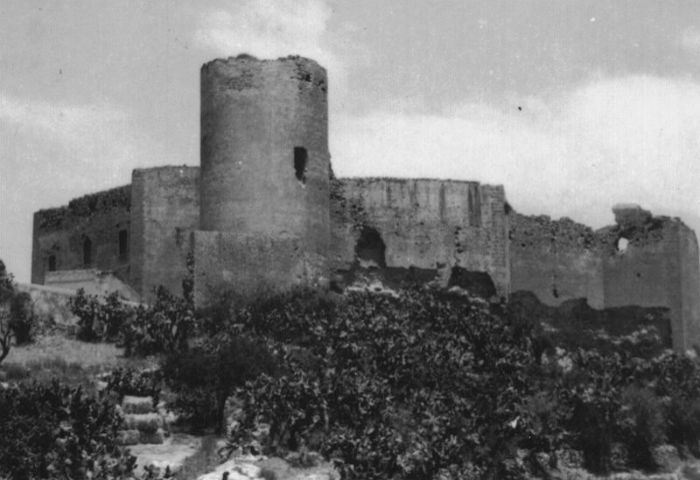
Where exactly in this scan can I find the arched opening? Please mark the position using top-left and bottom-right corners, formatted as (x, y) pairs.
(83, 237), (92, 267)
(355, 227), (386, 268)
(48, 255), (56, 272)
(294, 147), (307, 184)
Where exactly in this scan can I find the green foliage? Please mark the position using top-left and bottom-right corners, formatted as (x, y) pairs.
(222, 288), (556, 479)
(0, 380), (136, 479)
(199, 287), (700, 479)
(161, 335), (277, 432)
(69, 289), (132, 342)
(9, 291), (36, 345)
(121, 286), (194, 356)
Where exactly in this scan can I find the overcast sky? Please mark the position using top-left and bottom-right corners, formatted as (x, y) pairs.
(1, 0), (700, 282)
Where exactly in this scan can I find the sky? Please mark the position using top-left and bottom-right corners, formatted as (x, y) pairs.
(1, 0), (700, 282)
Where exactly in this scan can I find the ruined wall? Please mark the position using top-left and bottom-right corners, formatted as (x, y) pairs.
(509, 213), (604, 308)
(130, 166), (200, 300)
(601, 206), (700, 352)
(32, 186), (131, 285)
(330, 177), (510, 297)
(510, 205), (700, 353)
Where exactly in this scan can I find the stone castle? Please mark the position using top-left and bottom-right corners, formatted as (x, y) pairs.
(30, 55), (700, 352)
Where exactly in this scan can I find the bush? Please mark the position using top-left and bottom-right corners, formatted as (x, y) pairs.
(121, 287), (194, 356)
(161, 334), (278, 432)
(69, 289), (133, 342)
(224, 288), (556, 479)
(9, 291), (35, 345)
(0, 380), (135, 479)
(620, 386), (665, 470)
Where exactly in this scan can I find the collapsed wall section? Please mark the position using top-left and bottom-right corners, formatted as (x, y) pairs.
(130, 166), (200, 300)
(31, 185), (131, 285)
(330, 177), (510, 297)
(601, 205), (700, 352)
(509, 213), (604, 308)
(510, 204), (700, 353)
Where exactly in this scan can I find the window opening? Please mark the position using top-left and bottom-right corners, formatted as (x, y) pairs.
(48, 255), (56, 272)
(294, 147), (307, 184)
(119, 229), (128, 258)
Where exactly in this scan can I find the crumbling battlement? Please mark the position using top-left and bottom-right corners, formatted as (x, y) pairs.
(331, 177), (510, 297)
(32, 185), (132, 286)
(510, 205), (700, 352)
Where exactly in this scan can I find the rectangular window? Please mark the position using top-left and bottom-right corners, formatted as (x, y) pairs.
(294, 147), (307, 184)
(119, 229), (128, 258)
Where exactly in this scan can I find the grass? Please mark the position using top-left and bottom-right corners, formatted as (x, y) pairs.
(0, 333), (159, 389)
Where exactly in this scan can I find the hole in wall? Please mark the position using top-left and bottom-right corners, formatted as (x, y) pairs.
(48, 255), (56, 272)
(294, 147), (307, 184)
(355, 226), (386, 268)
(616, 237), (629, 253)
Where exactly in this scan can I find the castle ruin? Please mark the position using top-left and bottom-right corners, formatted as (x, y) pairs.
(30, 56), (700, 352)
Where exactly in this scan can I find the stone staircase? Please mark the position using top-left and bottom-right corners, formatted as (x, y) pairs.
(116, 395), (171, 446)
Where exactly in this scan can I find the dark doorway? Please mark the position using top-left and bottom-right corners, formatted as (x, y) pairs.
(355, 227), (386, 268)
(294, 147), (307, 183)
(83, 237), (92, 267)
(48, 255), (56, 272)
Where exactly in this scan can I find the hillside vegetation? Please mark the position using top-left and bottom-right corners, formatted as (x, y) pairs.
(3, 270), (700, 479)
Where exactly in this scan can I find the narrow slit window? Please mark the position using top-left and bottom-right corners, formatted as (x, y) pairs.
(118, 229), (128, 258)
(294, 147), (307, 184)
(83, 237), (92, 266)
(48, 255), (56, 272)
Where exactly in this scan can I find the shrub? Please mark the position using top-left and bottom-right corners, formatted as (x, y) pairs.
(161, 335), (278, 432)
(121, 287), (194, 356)
(0, 380), (136, 479)
(69, 289), (133, 342)
(9, 291), (35, 345)
(620, 386), (665, 470)
(224, 288), (555, 479)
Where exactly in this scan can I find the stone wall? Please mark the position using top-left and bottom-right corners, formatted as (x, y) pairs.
(509, 213), (604, 308)
(330, 177), (510, 297)
(192, 231), (327, 305)
(32, 186), (131, 285)
(510, 205), (700, 353)
(130, 166), (200, 300)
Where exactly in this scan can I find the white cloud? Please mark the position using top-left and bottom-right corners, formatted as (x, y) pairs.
(680, 27), (700, 54)
(193, 0), (352, 108)
(331, 76), (700, 229)
(0, 93), (167, 281)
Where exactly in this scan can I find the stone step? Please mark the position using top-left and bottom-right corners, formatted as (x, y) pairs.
(122, 395), (155, 414)
(124, 412), (163, 433)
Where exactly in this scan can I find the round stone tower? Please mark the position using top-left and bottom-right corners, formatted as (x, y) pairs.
(200, 55), (330, 259)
